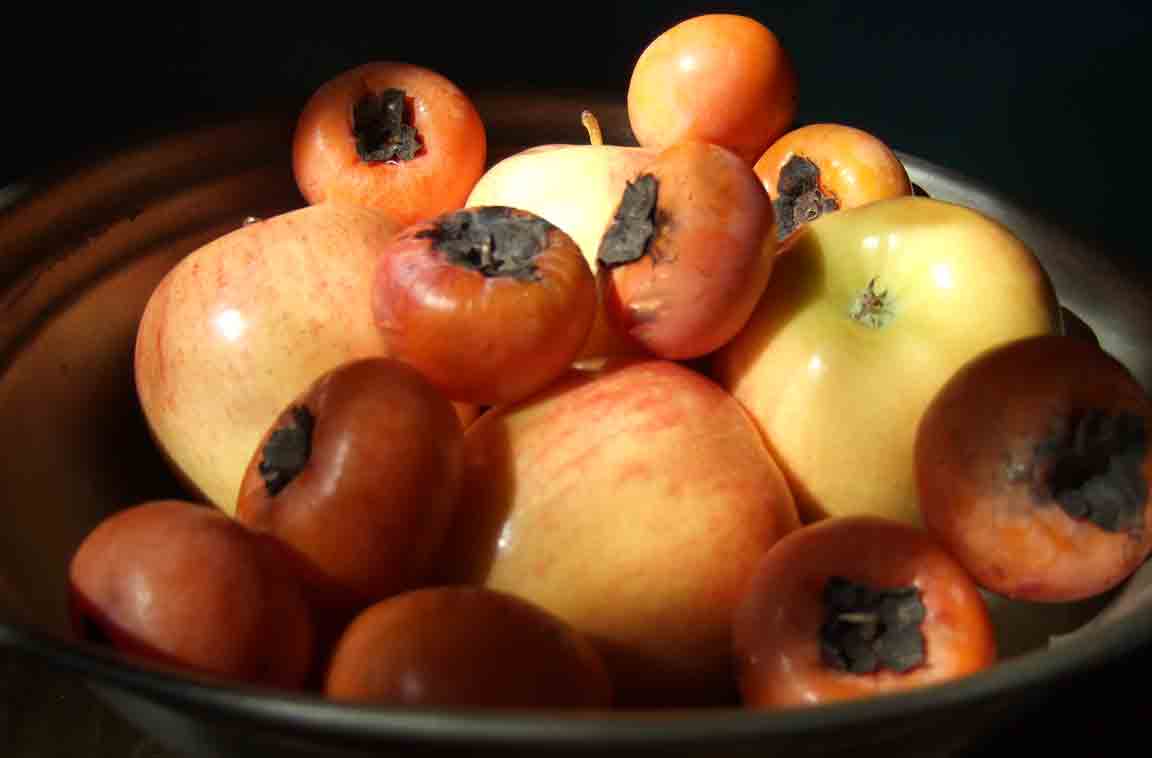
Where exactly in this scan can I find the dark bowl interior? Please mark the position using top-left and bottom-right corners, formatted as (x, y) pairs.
(2, 94), (1152, 757)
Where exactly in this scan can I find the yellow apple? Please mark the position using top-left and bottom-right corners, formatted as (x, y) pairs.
(713, 196), (1062, 526)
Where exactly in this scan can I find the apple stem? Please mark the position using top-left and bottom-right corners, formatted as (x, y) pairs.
(581, 110), (604, 147)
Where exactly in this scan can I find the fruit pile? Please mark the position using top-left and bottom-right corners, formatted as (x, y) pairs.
(69, 13), (1152, 712)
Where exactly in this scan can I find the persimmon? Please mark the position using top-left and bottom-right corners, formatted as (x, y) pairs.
(372, 205), (597, 406)
(753, 123), (912, 241)
(235, 357), (464, 611)
(324, 587), (613, 709)
(596, 141), (777, 360)
(69, 500), (315, 690)
(292, 61), (487, 226)
(733, 515), (997, 709)
(916, 335), (1152, 602)
(627, 14), (798, 165)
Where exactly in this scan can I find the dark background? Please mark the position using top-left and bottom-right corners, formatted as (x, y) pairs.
(4, 1), (1150, 270)
(2, 2), (1150, 754)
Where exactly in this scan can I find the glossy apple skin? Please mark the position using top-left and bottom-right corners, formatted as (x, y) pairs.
(734, 515), (997, 709)
(69, 500), (315, 689)
(916, 335), (1152, 602)
(712, 196), (1062, 526)
(599, 141), (777, 359)
(439, 359), (800, 706)
(134, 203), (400, 515)
(324, 586), (613, 709)
(466, 143), (657, 361)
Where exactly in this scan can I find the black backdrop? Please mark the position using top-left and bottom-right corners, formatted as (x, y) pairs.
(4, 1), (1150, 270)
(3, 1), (1151, 752)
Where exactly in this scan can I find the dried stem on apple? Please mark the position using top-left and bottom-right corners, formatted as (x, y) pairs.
(849, 277), (894, 329)
(581, 110), (604, 147)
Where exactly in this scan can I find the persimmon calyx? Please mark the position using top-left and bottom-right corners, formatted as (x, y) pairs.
(774, 154), (839, 240)
(416, 207), (552, 281)
(597, 174), (659, 268)
(1033, 409), (1149, 533)
(849, 277), (894, 328)
(353, 88), (422, 163)
(259, 405), (315, 496)
(819, 576), (926, 675)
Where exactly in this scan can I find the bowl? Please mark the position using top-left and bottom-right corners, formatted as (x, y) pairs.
(2, 94), (1151, 757)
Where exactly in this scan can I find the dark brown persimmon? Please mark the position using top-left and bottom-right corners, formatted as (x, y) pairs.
(372, 206), (597, 406)
(627, 14), (798, 165)
(753, 123), (911, 241)
(324, 586), (613, 709)
(596, 141), (777, 360)
(916, 335), (1152, 602)
(68, 500), (315, 690)
(235, 357), (464, 612)
(733, 515), (996, 709)
(292, 61), (487, 226)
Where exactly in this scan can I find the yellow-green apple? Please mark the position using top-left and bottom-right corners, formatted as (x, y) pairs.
(465, 134), (657, 362)
(438, 358), (800, 706)
(134, 203), (405, 515)
(712, 196), (1062, 526)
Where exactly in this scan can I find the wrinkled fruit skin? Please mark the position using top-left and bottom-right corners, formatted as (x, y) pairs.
(68, 500), (315, 689)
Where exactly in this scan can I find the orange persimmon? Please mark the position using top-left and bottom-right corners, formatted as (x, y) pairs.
(292, 61), (487, 226)
(754, 123), (912, 241)
(916, 335), (1152, 602)
(733, 515), (997, 709)
(627, 14), (798, 165)
(596, 141), (777, 360)
(372, 206), (596, 406)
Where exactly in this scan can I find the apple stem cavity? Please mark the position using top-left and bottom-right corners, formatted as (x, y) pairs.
(353, 88), (422, 163)
(819, 576), (926, 675)
(416, 207), (554, 281)
(849, 277), (894, 329)
(580, 110), (604, 147)
(773, 154), (839, 240)
(1033, 409), (1149, 533)
(597, 174), (659, 268)
(259, 405), (315, 497)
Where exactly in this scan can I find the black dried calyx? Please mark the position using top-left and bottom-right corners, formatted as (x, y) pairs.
(353, 88), (422, 163)
(773, 154), (838, 240)
(597, 173), (659, 268)
(819, 575), (927, 675)
(1037, 408), (1149, 533)
(259, 405), (315, 497)
(417, 206), (553, 281)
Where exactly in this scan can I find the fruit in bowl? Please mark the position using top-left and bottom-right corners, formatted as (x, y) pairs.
(5, 15), (1144, 755)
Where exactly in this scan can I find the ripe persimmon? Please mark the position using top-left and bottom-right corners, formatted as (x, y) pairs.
(292, 61), (487, 226)
(372, 206), (596, 406)
(916, 335), (1152, 602)
(627, 14), (798, 165)
(754, 123), (912, 241)
(733, 515), (997, 709)
(596, 141), (777, 360)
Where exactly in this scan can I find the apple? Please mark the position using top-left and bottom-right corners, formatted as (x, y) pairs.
(712, 196), (1062, 526)
(439, 358), (800, 706)
(465, 123), (657, 361)
(134, 203), (403, 515)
